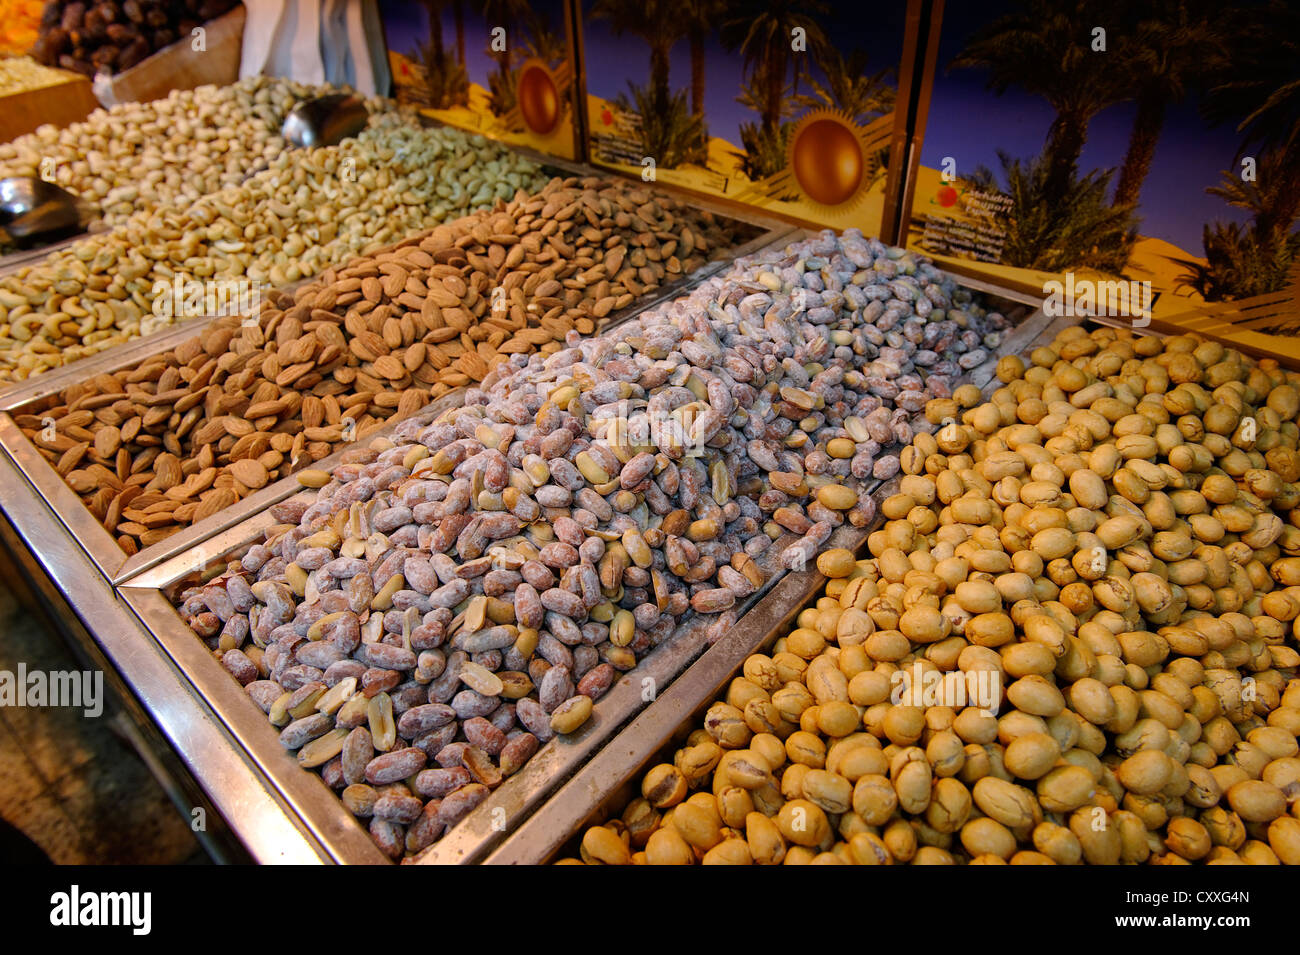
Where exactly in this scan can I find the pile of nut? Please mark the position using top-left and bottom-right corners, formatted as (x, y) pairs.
(0, 77), (334, 230)
(21, 177), (751, 553)
(0, 55), (74, 94)
(172, 230), (1008, 859)
(564, 326), (1300, 864)
(31, 0), (240, 76)
(0, 108), (546, 380)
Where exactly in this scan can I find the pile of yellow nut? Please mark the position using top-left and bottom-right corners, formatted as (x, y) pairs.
(563, 326), (1300, 864)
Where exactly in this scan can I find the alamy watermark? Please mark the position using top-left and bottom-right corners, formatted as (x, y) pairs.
(50, 886), (150, 935)
(0, 663), (103, 717)
(150, 276), (263, 322)
(890, 660), (1002, 716)
(587, 399), (709, 459)
(1042, 273), (1151, 327)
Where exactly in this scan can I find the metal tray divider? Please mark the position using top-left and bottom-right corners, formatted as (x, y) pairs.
(0, 435), (341, 864)
(109, 222), (797, 584)
(408, 495), (878, 864)
(116, 582), (391, 865)
(417, 296), (1058, 863)
(482, 515), (885, 865)
(22, 229), (786, 860)
(113, 460), (850, 865)
(0, 316), (220, 411)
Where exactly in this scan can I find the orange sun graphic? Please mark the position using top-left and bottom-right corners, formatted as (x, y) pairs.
(516, 59), (562, 136)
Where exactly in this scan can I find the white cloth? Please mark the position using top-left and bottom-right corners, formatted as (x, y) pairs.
(240, 0), (389, 94)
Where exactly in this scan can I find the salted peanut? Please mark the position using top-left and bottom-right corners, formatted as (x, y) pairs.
(972, 777), (1038, 829)
(1267, 817), (1300, 865)
(702, 838), (752, 865)
(776, 799), (830, 847)
(645, 827), (695, 865)
(643, 765), (688, 808)
(1226, 780), (1287, 822)
(961, 817), (1017, 860)
(582, 826), (632, 865)
(1006, 675), (1065, 717)
(1003, 732), (1061, 780)
(1164, 817), (1211, 860)
(816, 549), (857, 578)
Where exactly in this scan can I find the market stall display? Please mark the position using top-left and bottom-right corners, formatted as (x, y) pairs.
(0, 0), (1294, 875)
(165, 229), (1015, 858)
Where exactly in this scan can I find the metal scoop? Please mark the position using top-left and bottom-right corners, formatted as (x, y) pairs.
(281, 93), (369, 148)
(0, 177), (92, 245)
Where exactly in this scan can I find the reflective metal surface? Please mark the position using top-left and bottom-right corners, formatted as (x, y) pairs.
(117, 513), (389, 865)
(0, 176), (91, 243)
(0, 432), (342, 863)
(0, 143), (794, 861)
(107, 272), (1052, 864)
(484, 517), (881, 865)
(281, 94), (370, 149)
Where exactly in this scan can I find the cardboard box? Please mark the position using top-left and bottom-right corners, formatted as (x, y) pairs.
(0, 70), (99, 143)
(101, 5), (245, 105)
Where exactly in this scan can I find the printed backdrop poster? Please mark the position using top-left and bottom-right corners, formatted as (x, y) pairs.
(381, 0), (581, 160)
(905, 0), (1300, 330)
(577, 0), (908, 235)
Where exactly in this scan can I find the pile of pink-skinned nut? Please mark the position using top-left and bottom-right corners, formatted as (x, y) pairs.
(173, 228), (1010, 860)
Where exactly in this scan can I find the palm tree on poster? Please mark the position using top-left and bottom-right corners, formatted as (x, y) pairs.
(721, 0), (828, 140)
(477, 0), (532, 113)
(951, 0), (1130, 208)
(453, 0), (466, 65)
(1180, 153), (1300, 301)
(592, 0), (689, 117)
(796, 46), (894, 127)
(1190, 0), (1300, 299)
(417, 0), (468, 108)
(684, 0), (728, 121)
(969, 151), (1138, 273)
(1110, 0), (1226, 210)
(1203, 1), (1300, 238)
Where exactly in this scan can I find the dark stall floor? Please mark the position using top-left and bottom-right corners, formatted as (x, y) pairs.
(0, 573), (208, 865)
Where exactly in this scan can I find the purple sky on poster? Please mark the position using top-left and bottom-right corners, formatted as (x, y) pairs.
(922, 3), (1252, 253)
(579, 1), (907, 150)
(380, 0), (570, 88)
(379, 0), (1262, 252)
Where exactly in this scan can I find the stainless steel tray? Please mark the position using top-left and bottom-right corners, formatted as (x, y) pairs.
(0, 433), (369, 863)
(116, 477), (823, 865)
(0, 214), (790, 864)
(0, 199), (1056, 862)
(484, 504), (884, 864)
